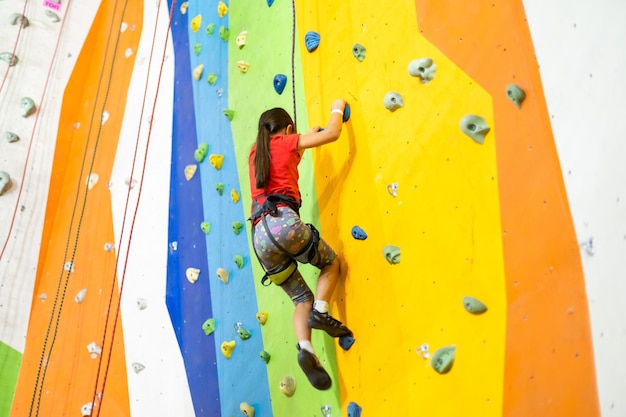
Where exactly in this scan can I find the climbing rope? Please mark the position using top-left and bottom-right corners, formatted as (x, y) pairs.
(291, 0), (298, 127)
(27, 0), (130, 415)
(90, 1), (176, 415)
(0, 0), (29, 95)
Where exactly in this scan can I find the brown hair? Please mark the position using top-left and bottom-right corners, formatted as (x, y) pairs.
(254, 107), (295, 188)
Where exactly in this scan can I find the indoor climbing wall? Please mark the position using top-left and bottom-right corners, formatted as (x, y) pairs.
(0, 0), (623, 416)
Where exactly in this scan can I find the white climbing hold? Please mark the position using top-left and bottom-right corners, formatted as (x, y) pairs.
(131, 362), (145, 373)
(120, 22), (128, 32)
(86, 173), (99, 190)
(136, 298), (147, 310)
(169, 241), (178, 251)
(39, 293), (47, 302)
(101, 110), (109, 125)
(75, 288), (87, 303)
(81, 402), (93, 417)
(125, 48), (133, 58)
(387, 182), (398, 197)
(125, 178), (138, 189)
(186, 267), (200, 284)
(104, 242), (115, 252)
(64, 261), (75, 273)
(184, 164), (197, 181)
(216, 267), (229, 284)
(87, 342), (102, 359)
(417, 343), (430, 359)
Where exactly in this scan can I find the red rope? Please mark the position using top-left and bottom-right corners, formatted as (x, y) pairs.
(91, 1), (176, 415)
(0, 0), (29, 95)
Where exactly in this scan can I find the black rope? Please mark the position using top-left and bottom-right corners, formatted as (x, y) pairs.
(291, 0), (297, 127)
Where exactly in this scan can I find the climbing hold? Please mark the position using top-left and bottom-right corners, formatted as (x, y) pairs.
(217, 0), (229, 17)
(209, 154), (224, 170)
(87, 342), (102, 359)
(273, 74), (287, 94)
(462, 296), (488, 314)
(193, 64), (204, 81)
(235, 322), (251, 340)
(351, 226), (367, 240)
(64, 261), (75, 273)
(237, 60), (250, 73)
(236, 30), (247, 48)
(136, 298), (147, 310)
(125, 177), (138, 190)
(104, 242), (115, 252)
(408, 57), (437, 83)
(9, 13), (29, 28)
(240, 402), (255, 417)
(352, 43), (366, 62)
(256, 311), (268, 325)
(200, 221), (211, 235)
(219, 26), (230, 41)
(221, 340), (236, 359)
(207, 73), (217, 85)
(190, 14), (202, 33)
(383, 92), (404, 112)
(45, 10), (60, 22)
(193, 43), (202, 56)
(75, 288), (87, 303)
(131, 362), (145, 373)
(231, 189), (240, 203)
(347, 402), (362, 417)
(506, 83), (526, 108)
(232, 221), (243, 235)
(304, 31), (320, 52)
(216, 267), (229, 284)
(0, 172), (10, 196)
(206, 23), (215, 36)
(101, 110), (110, 125)
(321, 405), (332, 417)
(180, 2), (189, 14)
(460, 114), (490, 144)
(431, 345), (456, 374)
(184, 164), (197, 180)
(4, 132), (19, 143)
(223, 109), (235, 120)
(280, 376), (296, 397)
(343, 103), (351, 123)
(20, 97), (36, 117)
(186, 267), (200, 284)
(0, 52), (18, 66)
(387, 182), (398, 197)
(383, 245), (401, 265)
(267, 0), (275, 6)
(194, 143), (209, 162)
(234, 254), (245, 269)
(215, 182), (225, 195)
(81, 403), (93, 417)
(417, 343), (430, 359)
(86, 173), (99, 190)
(125, 48), (133, 58)
(202, 318), (216, 335)
(260, 350), (271, 363)
(339, 335), (356, 350)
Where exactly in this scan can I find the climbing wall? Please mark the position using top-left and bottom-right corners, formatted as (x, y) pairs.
(0, 0), (622, 416)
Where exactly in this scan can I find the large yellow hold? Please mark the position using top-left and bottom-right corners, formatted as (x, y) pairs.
(190, 14), (201, 33)
(217, 1), (229, 17)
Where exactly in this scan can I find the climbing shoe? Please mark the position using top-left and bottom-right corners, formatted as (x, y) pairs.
(308, 309), (352, 338)
(297, 345), (331, 390)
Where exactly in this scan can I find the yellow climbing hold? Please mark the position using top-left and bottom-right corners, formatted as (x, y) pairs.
(217, 1), (229, 17)
(191, 14), (202, 33)
(193, 64), (204, 81)
(180, 2), (189, 14)
(256, 312), (268, 325)
(184, 164), (197, 181)
(209, 154), (224, 170)
(221, 340), (236, 359)
(236, 30), (248, 49)
(216, 267), (229, 284)
(240, 402), (255, 417)
(237, 60), (250, 73)
(231, 189), (240, 204)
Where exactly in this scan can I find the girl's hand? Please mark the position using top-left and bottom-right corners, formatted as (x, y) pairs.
(306, 125), (321, 134)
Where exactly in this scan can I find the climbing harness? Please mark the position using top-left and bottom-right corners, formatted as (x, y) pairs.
(249, 194), (321, 286)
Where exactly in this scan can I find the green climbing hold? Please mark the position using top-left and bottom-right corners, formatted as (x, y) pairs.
(202, 318), (216, 335)
(462, 296), (488, 314)
(0, 52), (18, 66)
(431, 345), (456, 374)
(234, 254), (244, 269)
(207, 72), (217, 85)
(219, 26), (230, 41)
(193, 43), (202, 56)
(10, 13), (29, 28)
(259, 350), (271, 364)
(0, 171), (11, 196)
(206, 23), (215, 36)
(194, 143), (209, 162)
(460, 114), (490, 144)
(223, 109), (234, 121)
(20, 97), (36, 117)
(5, 132), (19, 143)
(200, 221), (211, 235)
(215, 182), (224, 195)
(236, 323), (251, 340)
(232, 221), (243, 235)
(506, 84), (526, 108)
(383, 245), (401, 265)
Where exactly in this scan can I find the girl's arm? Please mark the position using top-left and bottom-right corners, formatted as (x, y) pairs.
(297, 99), (346, 151)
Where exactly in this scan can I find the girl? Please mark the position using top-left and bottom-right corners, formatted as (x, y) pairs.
(248, 100), (351, 390)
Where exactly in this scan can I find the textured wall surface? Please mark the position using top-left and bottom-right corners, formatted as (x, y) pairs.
(0, 0), (622, 416)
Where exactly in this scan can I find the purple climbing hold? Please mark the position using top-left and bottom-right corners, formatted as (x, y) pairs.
(351, 225), (367, 240)
(304, 31), (320, 53)
(273, 74), (287, 95)
(347, 402), (362, 417)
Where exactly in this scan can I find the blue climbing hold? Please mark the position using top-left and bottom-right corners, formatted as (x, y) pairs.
(339, 335), (355, 351)
(351, 225), (367, 240)
(267, 0), (275, 6)
(347, 402), (362, 417)
(304, 31), (320, 53)
(343, 103), (351, 123)
(273, 74), (287, 95)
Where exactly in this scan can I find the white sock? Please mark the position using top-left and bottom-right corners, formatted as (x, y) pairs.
(313, 300), (328, 313)
(298, 340), (314, 354)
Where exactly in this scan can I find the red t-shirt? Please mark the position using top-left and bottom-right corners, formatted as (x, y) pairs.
(248, 134), (302, 213)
